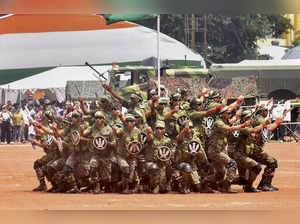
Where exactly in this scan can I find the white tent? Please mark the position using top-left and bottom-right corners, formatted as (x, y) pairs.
(0, 14), (206, 85)
(0, 65), (111, 89)
(258, 46), (288, 60)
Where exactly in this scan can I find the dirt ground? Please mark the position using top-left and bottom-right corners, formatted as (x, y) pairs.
(0, 142), (300, 211)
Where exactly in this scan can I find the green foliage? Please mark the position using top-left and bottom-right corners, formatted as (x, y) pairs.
(139, 14), (292, 64)
(293, 31), (300, 46)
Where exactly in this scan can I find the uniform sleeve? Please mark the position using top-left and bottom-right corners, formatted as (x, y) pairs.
(215, 119), (229, 132)
(190, 111), (205, 120)
(239, 127), (250, 136)
(108, 128), (116, 144)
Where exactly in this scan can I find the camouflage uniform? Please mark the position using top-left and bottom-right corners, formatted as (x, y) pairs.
(251, 113), (279, 191)
(144, 121), (174, 193)
(205, 116), (238, 193)
(59, 112), (86, 193)
(33, 126), (60, 192)
(84, 112), (116, 193)
(232, 125), (262, 192)
(114, 114), (142, 193)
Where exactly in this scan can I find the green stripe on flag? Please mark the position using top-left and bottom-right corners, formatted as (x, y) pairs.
(101, 14), (157, 25)
(0, 67), (55, 85)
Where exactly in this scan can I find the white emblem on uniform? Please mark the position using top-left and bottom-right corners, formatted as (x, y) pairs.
(177, 115), (189, 126)
(233, 130), (240, 138)
(93, 136), (108, 151)
(188, 141), (201, 154)
(141, 132), (147, 145)
(262, 127), (270, 142)
(158, 146), (172, 161)
(46, 135), (54, 145)
(127, 141), (142, 155)
(206, 116), (215, 130)
(71, 130), (80, 146)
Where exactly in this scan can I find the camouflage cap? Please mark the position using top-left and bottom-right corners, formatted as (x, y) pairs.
(43, 111), (53, 120)
(158, 97), (169, 104)
(155, 120), (165, 128)
(149, 89), (156, 95)
(132, 110), (144, 119)
(241, 110), (252, 119)
(190, 97), (202, 106)
(124, 114), (136, 121)
(94, 111), (105, 119)
(171, 93), (181, 101)
(130, 93), (143, 101)
(183, 120), (193, 127)
(208, 90), (221, 99)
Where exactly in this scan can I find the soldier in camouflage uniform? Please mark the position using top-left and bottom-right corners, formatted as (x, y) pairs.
(144, 121), (174, 193)
(204, 106), (251, 193)
(31, 111), (61, 192)
(232, 110), (272, 192)
(175, 121), (214, 194)
(113, 114), (143, 194)
(250, 107), (288, 191)
(164, 93), (189, 140)
(81, 111), (116, 194)
(52, 111), (85, 193)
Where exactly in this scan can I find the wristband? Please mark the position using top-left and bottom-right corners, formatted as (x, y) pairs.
(152, 97), (158, 103)
(107, 86), (113, 92)
(262, 122), (268, 128)
(36, 123), (42, 129)
(200, 92), (206, 97)
(275, 119), (282, 126)
(240, 123), (247, 129)
(216, 105), (222, 111)
(80, 100), (84, 106)
(236, 98), (242, 104)
(170, 109), (177, 115)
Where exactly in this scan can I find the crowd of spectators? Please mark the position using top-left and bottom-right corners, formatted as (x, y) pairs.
(0, 100), (66, 144)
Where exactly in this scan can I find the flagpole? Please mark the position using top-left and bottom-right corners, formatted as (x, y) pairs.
(157, 14), (161, 97)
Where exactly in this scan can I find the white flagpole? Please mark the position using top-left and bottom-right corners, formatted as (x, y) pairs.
(157, 14), (161, 97)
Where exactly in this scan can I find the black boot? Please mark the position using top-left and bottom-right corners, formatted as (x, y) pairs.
(218, 180), (237, 194)
(33, 179), (47, 192)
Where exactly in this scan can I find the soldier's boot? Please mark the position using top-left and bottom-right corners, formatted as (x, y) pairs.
(91, 182), (101, 194)
(192, 183), (201, 192)
(178, 175), (191, 194)
(33, 179), (47, 192)
(120, 177), (131, 194)
(244, 165), (262, 193)
(51, 171), (67, 193)
(200, 180), (216, 193)
(33, 168), (47, 192)
(65, 173), (80, 193)
(231, 176), (248, 186)
(258, 167), (276, 192)
(218, 180), (237, 194)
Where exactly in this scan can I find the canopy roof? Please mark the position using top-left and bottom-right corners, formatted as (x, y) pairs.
(0, 14), (206, 85)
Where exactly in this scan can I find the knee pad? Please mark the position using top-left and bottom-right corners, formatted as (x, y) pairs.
(226, 160), (237, 169)
(46, 165), (57, 177)
(63, 165), (73, 174)
(121, 166), (130, 176)
(267, 158), (278, 170)
(33, 160), (41, 170)
(148, 163), (159, 176)
(180, 162), (193, 173)
(252, 164), (262, 175)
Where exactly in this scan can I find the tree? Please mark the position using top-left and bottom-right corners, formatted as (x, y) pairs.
(139, 14), (292, 64)
(293, 31), (300, 46)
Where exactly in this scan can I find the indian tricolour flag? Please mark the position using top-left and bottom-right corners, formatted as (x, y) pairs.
(0, 14), (205, 85)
